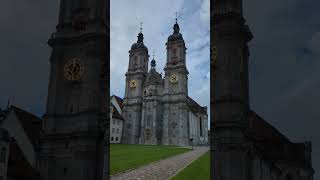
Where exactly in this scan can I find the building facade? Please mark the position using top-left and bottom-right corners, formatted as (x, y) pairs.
(121, 20), (208, 146)
(110, 95), (124, 144)
(0, 106), (43, 180)
(211, 0), (314, 179)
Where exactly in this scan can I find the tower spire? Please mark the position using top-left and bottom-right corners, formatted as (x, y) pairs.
(151, 50), (156, 69)
(137, 22), (144, 43)
(6, 98), (10, 110)
(175, 12), (178, 24)
(173, 12), (180, 34)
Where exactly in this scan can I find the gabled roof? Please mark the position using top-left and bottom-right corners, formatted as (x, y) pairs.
(145, 69), (163, 86)
(111, 104), (124, 120)
(10, 106), (42, 145)
(248, 110), (289, 143)
(247, 110), (311, 168)
(111, 95), (124, 109)
(187, 96), (207, 114)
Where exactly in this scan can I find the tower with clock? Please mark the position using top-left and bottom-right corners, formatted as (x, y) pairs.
(121, 18), (206, 147)
(38, 0), (108, 179)
(122, 27), (149, 144)
(162, 19), (189, 146)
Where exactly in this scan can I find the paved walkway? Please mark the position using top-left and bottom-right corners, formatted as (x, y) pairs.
(110, 146), (209, 180)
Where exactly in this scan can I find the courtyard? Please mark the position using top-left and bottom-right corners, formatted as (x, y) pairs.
(110, 144), (209, 179)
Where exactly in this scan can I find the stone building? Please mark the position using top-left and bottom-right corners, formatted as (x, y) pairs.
(0, 106), (43, 180)
(110, 95), (124, 143)
(121, 20), (209, 146)
(211, 0), (314, 179)
(37, 0), (109, 179)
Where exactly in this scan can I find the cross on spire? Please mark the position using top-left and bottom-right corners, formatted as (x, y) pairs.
(140, 22), (143, 33)
(175, 12), (178, 23)
(153, 50), (155, 59)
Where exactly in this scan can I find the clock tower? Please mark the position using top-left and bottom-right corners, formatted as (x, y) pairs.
(212, 0), (253, 179)
(122, 29), (149, 144)
(38, 0), (108, 179)
(162, 20), (189, 146)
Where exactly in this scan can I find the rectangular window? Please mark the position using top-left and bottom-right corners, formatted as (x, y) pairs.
(199, 117), (203, 137)
(112, 128), (115, 133)
(116, 128), (119, 133)
(113, 119), (115, 124)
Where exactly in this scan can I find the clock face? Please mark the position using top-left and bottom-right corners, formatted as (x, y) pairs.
(129, 80), (137, 88)
(170, 74), (178, 83)
(64, 58), (84, 81)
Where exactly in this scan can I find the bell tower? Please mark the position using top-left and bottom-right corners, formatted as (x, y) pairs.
(162, 19), (189, 146)
(212, 0), (253, 179)
(163, 19), (188, 97)
(38, 0), (108, 179)
(122, 27), (149, 144)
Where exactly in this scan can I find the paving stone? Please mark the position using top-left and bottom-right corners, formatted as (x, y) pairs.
(110, 146), (209, 180)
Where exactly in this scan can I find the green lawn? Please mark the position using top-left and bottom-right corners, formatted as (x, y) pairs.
(110, 144), (190, 175)
(170, 151), (210, 180)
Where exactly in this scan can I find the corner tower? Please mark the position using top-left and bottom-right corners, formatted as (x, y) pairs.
(38, 0), (108, 179)
(212, 0), (253, 179)
(122, 28), (149, 144)
(162, 20), (189, 146)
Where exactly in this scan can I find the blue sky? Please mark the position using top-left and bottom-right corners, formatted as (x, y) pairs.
(110, 0), (210, 127)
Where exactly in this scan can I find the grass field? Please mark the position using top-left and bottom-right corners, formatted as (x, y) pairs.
(170, 151), (210, 180)
(110, 144), (190, 175)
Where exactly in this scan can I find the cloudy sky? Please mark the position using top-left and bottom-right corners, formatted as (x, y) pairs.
(0, 0), (319, 178)
(110, 0), (210, 128)
(243, 0), (320, 177)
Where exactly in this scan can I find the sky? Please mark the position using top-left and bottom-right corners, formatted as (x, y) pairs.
(110, 0), (210, 129)
(0, 0), (319, 178)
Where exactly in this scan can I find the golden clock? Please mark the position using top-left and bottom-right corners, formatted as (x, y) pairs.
(170, 74), (178, 83)
(64, 58), (84, 81)
(129, 80), (137, 88)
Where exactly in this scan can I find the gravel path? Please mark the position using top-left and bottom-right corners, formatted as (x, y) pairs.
(110, 146), (209, 180)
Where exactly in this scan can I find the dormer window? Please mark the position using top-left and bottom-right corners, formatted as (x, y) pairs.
(133, 56), (138, 67)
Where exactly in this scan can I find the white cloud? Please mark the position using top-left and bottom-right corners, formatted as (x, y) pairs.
(200, 0), (210, 23)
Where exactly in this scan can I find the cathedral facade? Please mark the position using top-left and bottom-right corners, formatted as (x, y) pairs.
(121, 21), (208, 146)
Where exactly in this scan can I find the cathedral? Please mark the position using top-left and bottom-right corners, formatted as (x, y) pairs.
(121, 20), (209, 146)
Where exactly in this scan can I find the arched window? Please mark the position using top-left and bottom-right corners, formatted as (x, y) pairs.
(0, 147), (6, 163)
(63, 168), (68, 176)
(133, 56), (138, 67)
(173, 49), (177, 55)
